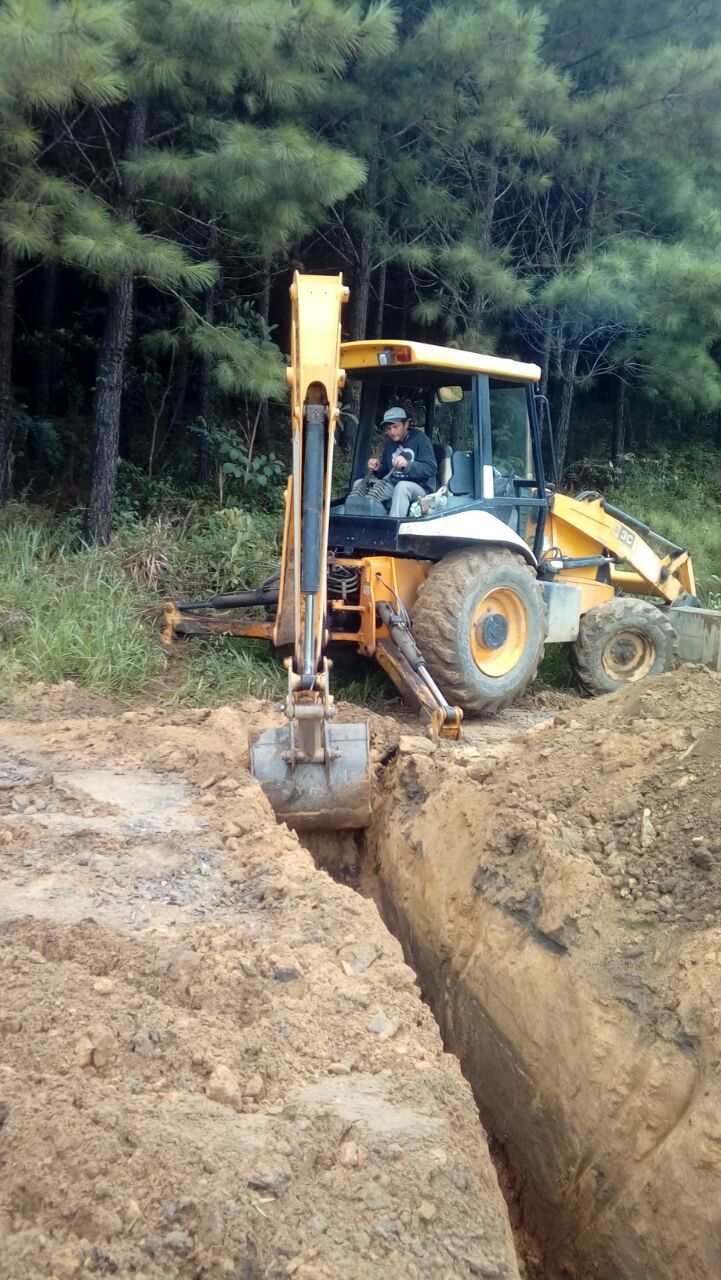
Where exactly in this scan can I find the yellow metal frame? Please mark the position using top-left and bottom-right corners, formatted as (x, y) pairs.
(341, 338), (541, 383)
(547, 493), (696, 611)
(327, 555), (429, 652)
(275, 272), (349, 672)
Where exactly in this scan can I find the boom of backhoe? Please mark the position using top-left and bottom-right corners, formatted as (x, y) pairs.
(248, 273), (372, 830)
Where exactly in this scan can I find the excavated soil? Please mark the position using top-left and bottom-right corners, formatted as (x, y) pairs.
(369, 664), (721, 1280)
(4, 664), (721, 1280)
(0, 684), (520, 1280)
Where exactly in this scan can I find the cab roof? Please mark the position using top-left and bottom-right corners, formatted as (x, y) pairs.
(340, 339), (541, 384)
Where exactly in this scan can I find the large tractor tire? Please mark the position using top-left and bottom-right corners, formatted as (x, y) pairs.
(411, 546), (546, 713)
(571, 597), (679, 696)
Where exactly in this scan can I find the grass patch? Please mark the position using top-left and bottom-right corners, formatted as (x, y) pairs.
(0, 504), (395, 709)
(163, 638), (287, 706)
(536, 643), (575, 690)
(0, 514), (164, 697)
(607, 444), (721, 604)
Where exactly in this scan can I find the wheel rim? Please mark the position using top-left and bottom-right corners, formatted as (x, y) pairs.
(470, 587), (528, 677)
(601, 628), (655, 682)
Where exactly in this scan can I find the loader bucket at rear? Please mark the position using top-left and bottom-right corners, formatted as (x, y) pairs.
(671, 606), (721, 672)
(250, 720), (372, 831)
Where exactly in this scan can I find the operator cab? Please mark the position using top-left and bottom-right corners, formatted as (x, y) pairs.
(329, 339), (554, 562)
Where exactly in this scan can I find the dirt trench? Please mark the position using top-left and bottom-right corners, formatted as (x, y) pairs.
(332, 664), (721, 1280)
(2, 668), (721, 1280)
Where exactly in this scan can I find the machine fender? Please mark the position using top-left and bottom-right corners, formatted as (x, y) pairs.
(541, 581), (581, 642)
(397, 509), (537, 567)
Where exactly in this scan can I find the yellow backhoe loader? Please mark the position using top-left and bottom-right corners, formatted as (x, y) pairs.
(163, 273), (721, 830)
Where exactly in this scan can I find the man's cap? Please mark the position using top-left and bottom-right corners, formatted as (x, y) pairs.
(382, 406), (408, 424)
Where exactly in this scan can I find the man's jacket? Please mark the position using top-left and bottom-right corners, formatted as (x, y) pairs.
(378, 428), (437, 493)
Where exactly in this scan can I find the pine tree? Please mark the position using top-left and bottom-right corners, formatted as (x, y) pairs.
(121, 0), (394, 483)
(0, 0), (129, 500)
(518, 0), (721, 467)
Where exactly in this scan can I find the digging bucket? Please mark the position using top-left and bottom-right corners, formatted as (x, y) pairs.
(250, 720), (372, 831)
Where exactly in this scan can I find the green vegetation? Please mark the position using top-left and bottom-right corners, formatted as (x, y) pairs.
(0, 511), (164, 697)
(1, 0), (721, 528)
(566, 443), (721, 601)
(1, 0), (721, 710)
(0, 499), (399, 706)
(610, 447), (721, 606)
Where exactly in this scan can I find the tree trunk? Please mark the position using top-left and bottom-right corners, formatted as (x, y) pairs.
(36, 264), (57, 420)
(256, 259), (271, 450)
(156, 341), (189, 466)
(348, 155), (378, 341)
(196, 299), (212, 487)
(554, 343), (579, 476)
(84, 270), (135, 542)
(466, 157), (499, 335)
(84, 99), (147, 544)
(373, 259), (387, 338)
(196, 224), (218, 487)
(0, 245), (16, 504)
(612, 377), (626, 473)
(539, 309), (553, 398)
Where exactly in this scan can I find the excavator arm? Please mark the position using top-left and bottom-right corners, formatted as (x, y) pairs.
(249, 274), (372, 830)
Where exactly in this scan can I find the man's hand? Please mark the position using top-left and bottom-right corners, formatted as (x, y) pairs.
(367, 457), (380, 472)
(392, 453), (408, 470)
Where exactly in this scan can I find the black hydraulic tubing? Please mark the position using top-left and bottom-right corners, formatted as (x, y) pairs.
(301, 407), (325, 596)
(600, 500), (685, 554)
(177, 588), (280, 611)
(541, 555), (617, 574)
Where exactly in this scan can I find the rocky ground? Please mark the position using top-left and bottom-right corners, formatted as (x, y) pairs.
(0, 683), (520, 1280)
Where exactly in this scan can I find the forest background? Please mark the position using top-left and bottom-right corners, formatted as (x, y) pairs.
(1, 0), (720, 701)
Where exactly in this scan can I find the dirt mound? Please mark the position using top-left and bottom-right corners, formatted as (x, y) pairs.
(370, 665), (721, 1280)
(0, 701), (520, 1279)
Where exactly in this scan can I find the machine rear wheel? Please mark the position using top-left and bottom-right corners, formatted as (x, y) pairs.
(411, 547), (546, 713)
(571, 597), (679, 696)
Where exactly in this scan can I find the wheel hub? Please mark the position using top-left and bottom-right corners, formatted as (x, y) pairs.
(480, 612), (509, 650)
(602, 628), (655, 682)
(471, 587), (528, 677)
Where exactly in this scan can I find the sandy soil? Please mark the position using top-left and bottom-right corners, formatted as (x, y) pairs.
(0, 682), (520, 1280)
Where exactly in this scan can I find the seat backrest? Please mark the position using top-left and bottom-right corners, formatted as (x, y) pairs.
(449, 450), (474, 496)
(432, 442), (452, 488)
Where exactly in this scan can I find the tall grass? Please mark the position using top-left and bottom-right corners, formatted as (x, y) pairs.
(0, 505), (395, 707)
(608, 444), (721, 604)
(0, 516), (164, 696)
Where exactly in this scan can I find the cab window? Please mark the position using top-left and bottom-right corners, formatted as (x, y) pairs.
(489, 384), (533, 487)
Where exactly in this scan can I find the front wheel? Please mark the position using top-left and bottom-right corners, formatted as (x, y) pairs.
(411, 547), (546, 713)
(571, 598), (679, 696)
